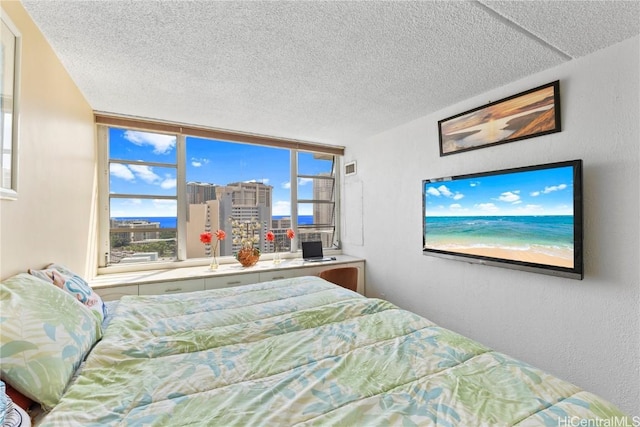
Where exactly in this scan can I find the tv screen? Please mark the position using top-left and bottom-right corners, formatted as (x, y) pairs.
(422, 160), (583, 279)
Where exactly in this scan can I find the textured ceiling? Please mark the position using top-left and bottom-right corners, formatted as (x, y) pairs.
(21, 0), (640, 146)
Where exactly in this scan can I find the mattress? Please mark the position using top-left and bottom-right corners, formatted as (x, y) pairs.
(38, 276), (628, 426)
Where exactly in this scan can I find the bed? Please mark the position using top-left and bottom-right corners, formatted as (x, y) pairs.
(1, 273), (630, 426)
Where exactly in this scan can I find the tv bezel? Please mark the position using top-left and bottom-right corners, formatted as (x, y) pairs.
(422, 160), (583, 280)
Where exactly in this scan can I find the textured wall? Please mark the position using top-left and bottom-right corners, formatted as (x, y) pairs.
(342, 36), (639, 415)
(0, 2), (96, 279)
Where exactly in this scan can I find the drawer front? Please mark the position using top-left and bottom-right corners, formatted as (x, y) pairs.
(94, 285), (138, 301)
(205, 273), (260, 290)
(258, 269), (302, 282)
(139, 279), (205, 295)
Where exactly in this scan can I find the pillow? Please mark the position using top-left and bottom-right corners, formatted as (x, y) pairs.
(0, 382), (29, 427)
(28, 264), (106, 323)
(0, 273), (102, 409)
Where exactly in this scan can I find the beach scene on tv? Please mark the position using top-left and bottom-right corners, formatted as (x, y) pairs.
(423, 165), (575, 268)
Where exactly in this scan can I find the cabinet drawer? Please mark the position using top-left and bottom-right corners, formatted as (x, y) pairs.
(205, 273), (260, 290)
(259, 269), (301, 282)
(94, 285), (138, 301)
(139, 279), (205, 295)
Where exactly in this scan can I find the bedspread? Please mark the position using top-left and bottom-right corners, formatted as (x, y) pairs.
(39, 276), (629, 426)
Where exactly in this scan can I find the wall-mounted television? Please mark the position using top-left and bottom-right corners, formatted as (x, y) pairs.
(422, 160), (583, 280)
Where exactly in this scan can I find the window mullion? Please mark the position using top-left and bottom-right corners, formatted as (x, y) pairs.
(110, 159), (176, 168)
(176, 134), (187, 261)
(290, 149), (298, 252)
(97, 125), (110, 267)
(110, 194), (176, 200)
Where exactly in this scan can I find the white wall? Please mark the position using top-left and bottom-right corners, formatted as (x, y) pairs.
(0, 2), (96, 280)
(342, 36), (639, 415)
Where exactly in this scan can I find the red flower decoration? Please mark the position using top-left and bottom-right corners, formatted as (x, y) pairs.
(215, 229), (226, 240)
(286, 229), (295, 239)
(266, 231), (275, 242)
(199, 232), (213, 244)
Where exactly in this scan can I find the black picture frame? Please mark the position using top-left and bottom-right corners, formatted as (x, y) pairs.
(438, 81), (561, 156)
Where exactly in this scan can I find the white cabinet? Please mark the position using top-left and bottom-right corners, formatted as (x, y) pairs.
(205, 273), (260, 290)
(91, 255), (365, 299)
(139, 279), (205, 295)
(95, 285), (138, 302)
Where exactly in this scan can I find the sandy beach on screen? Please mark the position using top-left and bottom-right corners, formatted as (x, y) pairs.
(451, 247), (573, 268)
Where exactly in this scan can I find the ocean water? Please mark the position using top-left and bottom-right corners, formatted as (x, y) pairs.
(113, 215), (313, 228)
(424, 215), (574, 254)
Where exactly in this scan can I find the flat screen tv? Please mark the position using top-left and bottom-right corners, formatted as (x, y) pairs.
(422, 160), (583, 280)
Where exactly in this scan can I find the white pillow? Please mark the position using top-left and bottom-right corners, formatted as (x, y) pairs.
(0, 274), (102, 409)
(28, 263), (106, 323)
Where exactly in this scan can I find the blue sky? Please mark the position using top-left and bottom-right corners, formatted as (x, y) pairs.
(109, 129), (331, 217)
(424, 165), (575, 217)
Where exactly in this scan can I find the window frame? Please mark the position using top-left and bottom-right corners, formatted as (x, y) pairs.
(96, 116), (343, 274)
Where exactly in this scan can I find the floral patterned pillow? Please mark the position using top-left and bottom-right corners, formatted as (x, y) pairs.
(29, 263), (107, 323)
(0, 273), (102, 409)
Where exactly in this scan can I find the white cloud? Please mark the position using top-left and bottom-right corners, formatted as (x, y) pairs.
(152, 199), (177, 215)
(498, 191), (521, 203)
(282, 181), (291, 189)
(272, 200), (291, 216)
(427, 185), (463, 200)
(110, 163), (135, 181)
(469, 181), (480, 187)
(530, 191), (540, 197)
(191, 157), (209, 168)
(476, 203), (499, 212)
(298, 177), (313, 186)
(129, 165), (161, 184)
(449, 203), (462, 209)
(124, 130), (176, 155)
(426, 187), (441, 196)
(437, 185), (453, 197)
(154, 199), (176, 207)
(543, 184), (567, 194)
(298, 204), (313, 215)
(160, 178), (176, 189)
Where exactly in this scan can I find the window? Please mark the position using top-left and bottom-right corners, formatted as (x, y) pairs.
(184, 137), (290, 258)
(107, 129), (177, 264)
(98, 120), (342, 269)
(296, 152), (336, 249)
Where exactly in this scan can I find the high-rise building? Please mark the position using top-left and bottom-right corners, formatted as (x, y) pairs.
(186, 200), (221, 258)
(187, 181), (218, 204)
(218, 182), (273, 255)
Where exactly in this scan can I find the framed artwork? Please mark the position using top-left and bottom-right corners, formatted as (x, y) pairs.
(438, 81), (561, 156)
(1, 12), (21, 200)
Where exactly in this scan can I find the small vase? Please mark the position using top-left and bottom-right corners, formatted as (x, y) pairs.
(237, 247), (260, 267)
(209, 256), (218, 270)
(273, 252), (281, 265)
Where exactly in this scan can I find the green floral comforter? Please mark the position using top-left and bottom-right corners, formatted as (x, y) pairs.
(40, 276), (629, 426)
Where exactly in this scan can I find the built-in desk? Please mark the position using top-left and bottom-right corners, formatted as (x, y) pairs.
(91, 255), (365, 301)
